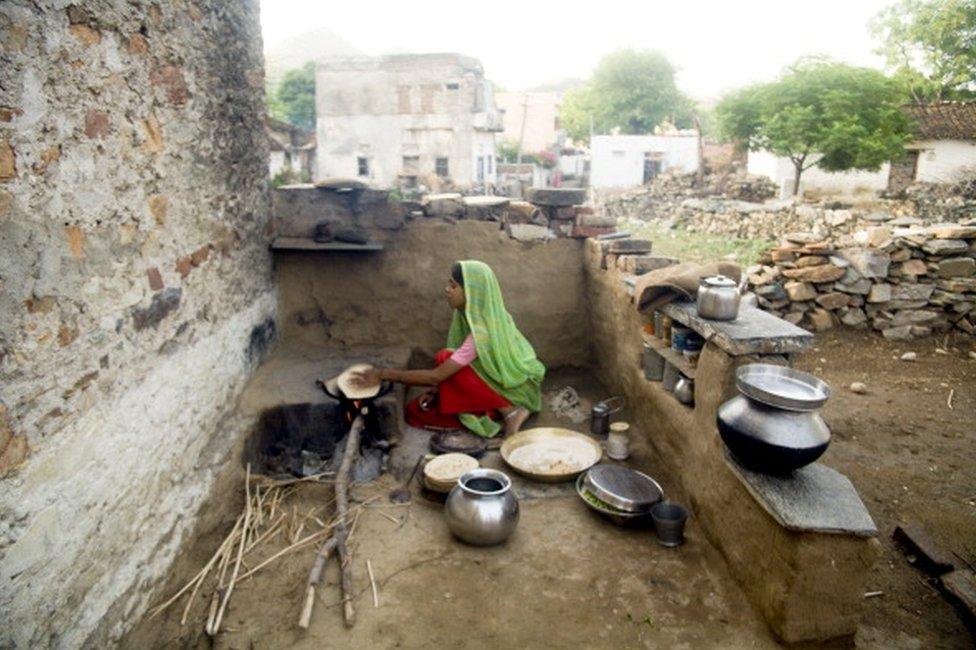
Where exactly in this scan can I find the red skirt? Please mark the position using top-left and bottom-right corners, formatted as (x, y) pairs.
(404, 349), (510, 430)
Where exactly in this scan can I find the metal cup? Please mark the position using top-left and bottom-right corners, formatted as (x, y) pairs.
(651, 502), (688, 547)
(590, 403), (610, 437)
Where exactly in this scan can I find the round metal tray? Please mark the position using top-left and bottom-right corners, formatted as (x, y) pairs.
(500, 427), (603, 483)
(736, 364), (830, 412)
(582, 464), (663, 513)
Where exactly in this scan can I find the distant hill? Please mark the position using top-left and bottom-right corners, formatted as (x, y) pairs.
(264, 28), (363, 88)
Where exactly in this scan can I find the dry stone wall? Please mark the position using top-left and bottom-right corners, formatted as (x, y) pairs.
(601, 172), (976, 339)
(747, 224), (976, 339)
(0, 2), (274, 646)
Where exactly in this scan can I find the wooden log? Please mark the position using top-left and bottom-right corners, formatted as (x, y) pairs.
(298, 416), (363, 630)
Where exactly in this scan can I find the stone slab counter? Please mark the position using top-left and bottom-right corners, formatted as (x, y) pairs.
(0, 2), (274, 647)
(724, 454), (877, 537)
(584, 238), (879, 644)
(662, 300), (814, 356)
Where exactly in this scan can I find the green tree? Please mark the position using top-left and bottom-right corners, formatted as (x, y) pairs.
(561, 49), (691, 143)
(870, 0), (976, 101)
(716, 58), (913, 195)
(272, 62), (316, 130)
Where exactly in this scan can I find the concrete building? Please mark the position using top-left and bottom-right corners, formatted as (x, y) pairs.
(748, 102), (976, 197)
(315, 54), (503, 189)
(495, 91), (564, 153)
(590, 132), (700, 189)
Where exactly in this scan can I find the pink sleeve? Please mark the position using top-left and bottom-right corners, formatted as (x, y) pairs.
(449, 334), (478, 367)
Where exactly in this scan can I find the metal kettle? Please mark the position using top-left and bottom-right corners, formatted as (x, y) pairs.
(697, 275), (741, 321)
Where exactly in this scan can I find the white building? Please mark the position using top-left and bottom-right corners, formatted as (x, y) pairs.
(748, 102), (976, 197)
(314, 53), (503, 189)
(589, 132), (700, 189)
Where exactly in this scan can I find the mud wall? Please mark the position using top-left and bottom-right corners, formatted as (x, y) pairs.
(276, 220), (590, 368)
(583, 241), (878, 644)
(0, 2), (274, 647)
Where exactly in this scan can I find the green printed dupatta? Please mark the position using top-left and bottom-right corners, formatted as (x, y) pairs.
(447, 261), (546, 437)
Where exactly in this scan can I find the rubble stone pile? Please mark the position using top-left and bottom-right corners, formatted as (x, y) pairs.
(747, 223), (976, 339)
(416, 189), (613, 242)
(601, 172), (975, 243)
(902, 180), (976, 221)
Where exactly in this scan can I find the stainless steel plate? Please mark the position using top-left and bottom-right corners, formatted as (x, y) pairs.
(583, 464), (664, 513)
(736, 364), (831, 411)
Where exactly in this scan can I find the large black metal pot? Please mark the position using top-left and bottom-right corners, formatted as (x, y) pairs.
(717, 394), (830, 474)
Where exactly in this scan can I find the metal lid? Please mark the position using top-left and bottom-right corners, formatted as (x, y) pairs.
(736, 364), (831, 411)
(701, 274), (737, 288)
(582, 464), (664, 513)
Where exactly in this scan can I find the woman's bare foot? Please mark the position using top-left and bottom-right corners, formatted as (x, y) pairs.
(502, 406), (530, 437)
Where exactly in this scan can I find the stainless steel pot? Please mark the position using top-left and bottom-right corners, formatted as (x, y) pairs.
(674, 376), (695, 405)
(697, 275), (741, 321)
(445, 469), (519, 545)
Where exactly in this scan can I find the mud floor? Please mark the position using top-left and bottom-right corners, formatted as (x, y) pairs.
(124, 368), (780, 649)
(123, 338), (976, 650)
(792, 330), (976, 649)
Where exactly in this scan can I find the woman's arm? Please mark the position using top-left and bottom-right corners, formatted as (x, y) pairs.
(353, 361), (463, 388)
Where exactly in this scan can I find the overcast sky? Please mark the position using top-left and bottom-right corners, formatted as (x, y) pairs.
(260, 0), (894, 100)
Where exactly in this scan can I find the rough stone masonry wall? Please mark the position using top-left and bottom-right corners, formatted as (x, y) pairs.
(600, 172), (976, 338)
(0, 2), (274, 647)
(747, 224), (976, 339)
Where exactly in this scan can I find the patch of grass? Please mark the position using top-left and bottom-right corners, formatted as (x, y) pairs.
(625, 221), (773, 267)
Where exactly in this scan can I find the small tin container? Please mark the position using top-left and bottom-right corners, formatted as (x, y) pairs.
(643, 342), (665, 381)
(606, 422), (630, 460)
(671, 325), (691, 352)
(653, 311), (664, 339)
(683, 332), (704, 353)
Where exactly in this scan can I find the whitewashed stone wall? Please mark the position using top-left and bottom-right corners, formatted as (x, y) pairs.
(0, 1), (275, 646)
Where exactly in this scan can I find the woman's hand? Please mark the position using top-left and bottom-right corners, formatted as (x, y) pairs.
(350, 366), (383, 388)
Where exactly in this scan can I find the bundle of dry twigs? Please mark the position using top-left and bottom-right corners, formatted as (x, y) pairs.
(146, 465), (344, 635)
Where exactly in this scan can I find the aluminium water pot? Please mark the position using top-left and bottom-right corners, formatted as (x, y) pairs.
(445, 468), (519, 545)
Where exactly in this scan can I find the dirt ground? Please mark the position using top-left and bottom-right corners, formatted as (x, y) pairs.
(124, 368), (782, 650)
(792, 329), (976, 649)
(122, 335), (976, 649)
